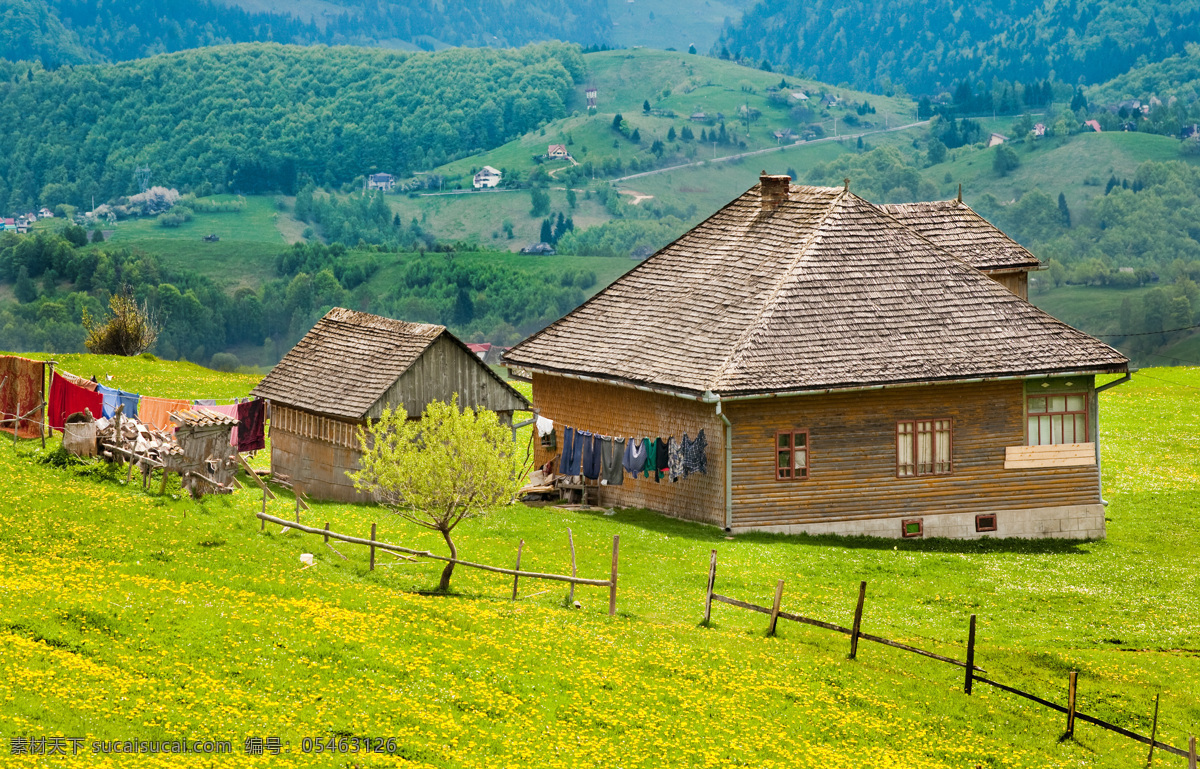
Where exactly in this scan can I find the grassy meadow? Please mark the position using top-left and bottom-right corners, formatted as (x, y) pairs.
(1, 357), (1198, 767)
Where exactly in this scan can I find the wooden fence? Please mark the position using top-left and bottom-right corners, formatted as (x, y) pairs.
(703, 550), (1199, 765)
(255, 508), (620, 615)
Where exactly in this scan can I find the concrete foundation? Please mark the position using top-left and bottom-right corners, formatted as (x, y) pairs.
(734, 504), (1106, 540)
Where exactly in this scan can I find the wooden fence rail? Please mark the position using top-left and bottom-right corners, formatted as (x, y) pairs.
(703, 549), (1193, 762)
(255, 511), (619, 614)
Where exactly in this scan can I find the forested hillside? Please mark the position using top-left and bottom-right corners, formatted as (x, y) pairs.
(0, 42), (583, 211)
(1088, 43), (1200, 104)
(0, 0), (610, 67)
(718, 0), (1200, 95)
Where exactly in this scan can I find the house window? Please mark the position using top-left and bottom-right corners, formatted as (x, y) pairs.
(902, 518), (923, 538)
(1027, 394), (1088, 445)
(775, 430), (809, 480)
(896, 419), (953, 477)
(975, 514), (998, 532)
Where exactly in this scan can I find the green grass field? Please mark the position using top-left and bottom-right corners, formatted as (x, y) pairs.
(934, 131), (1200, 215)
(1, 357), (1198, 767)
(103, 196), (296, 287)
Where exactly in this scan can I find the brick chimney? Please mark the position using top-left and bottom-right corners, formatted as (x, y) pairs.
(759, 171), (792, 213)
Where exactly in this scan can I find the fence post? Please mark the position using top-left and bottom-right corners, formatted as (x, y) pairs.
(848, 581), (867, 660)
(608, 535), (619, 616)
(567, 528), (577, 605)
(324, 522), (330, 544)
(964, 614), (977, 695)
(1066, 671), (1078, 740)
(512, 539), (524, 600)
(369, 523), (377, 571)
(260, 486), (266, 530)
(703, 549), (718, 625)
(1146, 693), (1161, 766)
(1188, 736), (1197, 769)
(768, 579), (784, 636)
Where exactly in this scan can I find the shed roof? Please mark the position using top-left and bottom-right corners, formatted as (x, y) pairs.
(503, 181), (1126, 398)
(879, 199), (1041, 272)
(252, 308), (528, 419)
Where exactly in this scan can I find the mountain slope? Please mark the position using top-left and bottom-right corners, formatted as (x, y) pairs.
(0, 42), (583, 209)
(718, 0), (1200, 94)
(0, 0), (611, 67)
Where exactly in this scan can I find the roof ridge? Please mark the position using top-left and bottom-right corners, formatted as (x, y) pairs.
(706, 186), (850, 390)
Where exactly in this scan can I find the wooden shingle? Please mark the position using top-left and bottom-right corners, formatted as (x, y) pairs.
(503, 182), (1127, 397)
(253, 308), (529, 418)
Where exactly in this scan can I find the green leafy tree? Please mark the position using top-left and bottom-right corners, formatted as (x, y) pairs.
(529, 188), (550, 217)
(566, 188), (576, 209)
(612, 113), (624, 132)
(687, 44), (697, 54)
(82, 285), (160, 355)
(993, 144), (1020, 176)
(349, 398), (523, 592)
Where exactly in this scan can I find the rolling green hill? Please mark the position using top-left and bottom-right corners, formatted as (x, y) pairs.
(0, 42), (584, 211)
(0, 0), (612, 67)
(719, 0), (1200, 94)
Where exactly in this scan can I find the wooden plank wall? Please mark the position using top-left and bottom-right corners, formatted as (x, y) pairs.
(373, 335), (525, 419)
(272, 405), (360, 450)
(531, 374), (726, 526)
(726, 380), (1100, 528)
(270, 427), (366, 503)
(987, 271), (1028, 300)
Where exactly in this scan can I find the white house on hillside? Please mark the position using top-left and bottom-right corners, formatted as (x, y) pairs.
(473, 166), (502, 189)
(367, 173), (395, 192)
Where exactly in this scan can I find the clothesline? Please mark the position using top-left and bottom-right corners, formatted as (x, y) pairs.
(58, 367), (252, 405)
(551, 421), (708, 486)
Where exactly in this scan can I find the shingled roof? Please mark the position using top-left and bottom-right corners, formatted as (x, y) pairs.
(503, 178), (1127, 398)
(879, 199), (1041, 272)
(252, 308), (528, 419)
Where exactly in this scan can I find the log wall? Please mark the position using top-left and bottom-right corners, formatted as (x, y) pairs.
(269, 407), (366, 502)
(530, 373), (726, 526)
(726, 379), (1101, 529)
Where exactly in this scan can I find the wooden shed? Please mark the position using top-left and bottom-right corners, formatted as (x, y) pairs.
(252, 308), (529, 502)
(504, 175), (1129, 540)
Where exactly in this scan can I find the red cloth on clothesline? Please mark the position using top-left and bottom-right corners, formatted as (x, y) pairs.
(236, 398), (265, 452)
(0, 355), (46, 438)
(48, 372), (104, 432)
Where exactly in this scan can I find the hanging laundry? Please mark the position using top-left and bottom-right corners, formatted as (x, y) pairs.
(97, 384), (120, 419)
(580, 430), (600, 480)
(623, 436), (648, 477)
(668, 436), (685, 482)
(139, 396), (193, 432)
(236, 398), (266, 452)
(0, 355), (46, 438)
(643, 438), (656, 479)
(654, 437), (669, 482)
(194, 398), (217, 406)
(684, 428), (708, 477)
(48, 372), (103, 432)
(535, 416), (554, 436)
(559, 427), (579, 475)
(118, 390), (139, 419)
(601, 436), (625, 486)
(59, 370), (98, 391)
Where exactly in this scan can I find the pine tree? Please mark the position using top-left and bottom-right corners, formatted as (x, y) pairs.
(612, 113), (624, 132)
(643, 99), (651, 113)
(667, 126), (676, 142)
(14, 266), (36, 303)
(688, 44), (697, 54)
(631, 127), (641, 143)
(1058, 192), (1071, 226)
(540, 218), (553, 243)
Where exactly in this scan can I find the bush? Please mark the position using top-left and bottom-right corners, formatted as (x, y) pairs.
(82, 286), (160, 356)
(209, 352), (241, 372)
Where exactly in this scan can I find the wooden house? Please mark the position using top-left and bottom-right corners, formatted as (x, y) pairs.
(252, 308), (529, 502)
(503, 175), (1129, 540)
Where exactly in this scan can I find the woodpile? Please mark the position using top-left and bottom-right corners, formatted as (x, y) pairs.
(96, 415), (183, 465)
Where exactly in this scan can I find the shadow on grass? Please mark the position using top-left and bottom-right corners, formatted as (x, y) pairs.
(601, 506), (1096, 556)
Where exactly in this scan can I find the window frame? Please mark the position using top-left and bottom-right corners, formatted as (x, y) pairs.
(774, 429), (810, 481)
(1025, 392), (1089, 446)
(901, 518), (924, 538)
(975, 513), (998, 533)
(895, 418), (954, 478)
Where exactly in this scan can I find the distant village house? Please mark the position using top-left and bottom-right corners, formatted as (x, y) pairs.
(473, 166), (503, 189)
(366, 173), (395, 192)
(547, 144), (571, 160)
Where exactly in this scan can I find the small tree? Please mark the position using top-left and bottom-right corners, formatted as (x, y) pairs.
(82, 285), (160, 355)
(349, 398), (523, 592)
